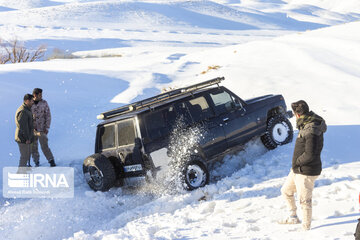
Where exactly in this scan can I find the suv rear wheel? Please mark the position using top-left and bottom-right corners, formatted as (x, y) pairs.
(182, 159), (209, 190)
(261, 115), (293, 150)
(83, 154), (116, 191)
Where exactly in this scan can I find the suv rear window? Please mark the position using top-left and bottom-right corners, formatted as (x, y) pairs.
(98, 124), (115, 150)
(118, 119), (136, 146)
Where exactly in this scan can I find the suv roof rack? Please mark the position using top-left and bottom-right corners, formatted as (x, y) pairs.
(97, 76), (225, 120)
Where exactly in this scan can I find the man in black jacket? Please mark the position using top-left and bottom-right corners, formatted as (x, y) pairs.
(15, 94), (35, 167)
(279, 100), (327, 230)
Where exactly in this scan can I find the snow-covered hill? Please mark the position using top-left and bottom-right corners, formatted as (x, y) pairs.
(0, 0), (359, 239)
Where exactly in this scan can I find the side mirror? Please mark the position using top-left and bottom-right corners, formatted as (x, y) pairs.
(238, 106), (246, 116)
(234, 98), (242, 108)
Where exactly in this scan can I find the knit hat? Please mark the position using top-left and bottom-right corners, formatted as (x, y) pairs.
(291, 100), (309, 115)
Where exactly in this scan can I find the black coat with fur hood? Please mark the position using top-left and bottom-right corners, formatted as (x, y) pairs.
(292, 111), (327, 176)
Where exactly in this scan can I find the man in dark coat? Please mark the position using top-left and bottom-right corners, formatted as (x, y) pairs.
(279, 100), (327, 230)
(15, 94), (35, 167)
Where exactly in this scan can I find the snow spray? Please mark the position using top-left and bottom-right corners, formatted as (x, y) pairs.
(165, 117), (206, 192)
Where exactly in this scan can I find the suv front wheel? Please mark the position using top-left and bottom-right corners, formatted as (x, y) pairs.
(261, 114), (293, 150)
(83, 154), (116, 191)
(182, 159), (209, 190)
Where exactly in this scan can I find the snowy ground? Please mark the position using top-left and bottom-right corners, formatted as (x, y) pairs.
(1, 0), (360, 239)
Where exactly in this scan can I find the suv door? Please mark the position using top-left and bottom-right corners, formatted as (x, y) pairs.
(141, 104), (177, 153)
(176, 94), (227, 160)
(116, 118), (143, 174)
(208, 88), (252, 149)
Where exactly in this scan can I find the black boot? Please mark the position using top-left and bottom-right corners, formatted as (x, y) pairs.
(49, 160), (56, 167)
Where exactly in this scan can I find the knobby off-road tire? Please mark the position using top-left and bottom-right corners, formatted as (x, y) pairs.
(261, 114), (293, 150)
(182, 158), (209, 191)
(83, 154), (116, 191)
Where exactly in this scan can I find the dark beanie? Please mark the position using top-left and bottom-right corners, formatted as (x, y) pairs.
(291, 100), (309, 115)
(33, 88), (43, 95)
(23, 94), (34, 101)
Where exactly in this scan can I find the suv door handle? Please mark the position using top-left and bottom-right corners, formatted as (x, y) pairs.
(223, 117), (229, 122)
(118, 152), (125, 161)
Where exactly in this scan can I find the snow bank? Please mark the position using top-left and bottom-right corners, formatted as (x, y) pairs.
(166, 21), (360, 126)
(0, 1), (360, 239)
(64, 128), (358, 240)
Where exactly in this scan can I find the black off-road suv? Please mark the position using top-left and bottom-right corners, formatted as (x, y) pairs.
(83, 77), (293, 191)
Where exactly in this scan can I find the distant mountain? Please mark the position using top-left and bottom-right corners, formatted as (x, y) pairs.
(0, 0), (343, 31)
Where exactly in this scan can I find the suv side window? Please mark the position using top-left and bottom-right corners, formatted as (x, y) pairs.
(117, 119), (136, 146)
(187, 96), (214, 122)
(175, 102), (192, 125)
(144, 105), (176, 140)
(209, 90), (236, 116)
(98, 124), (115, 150)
